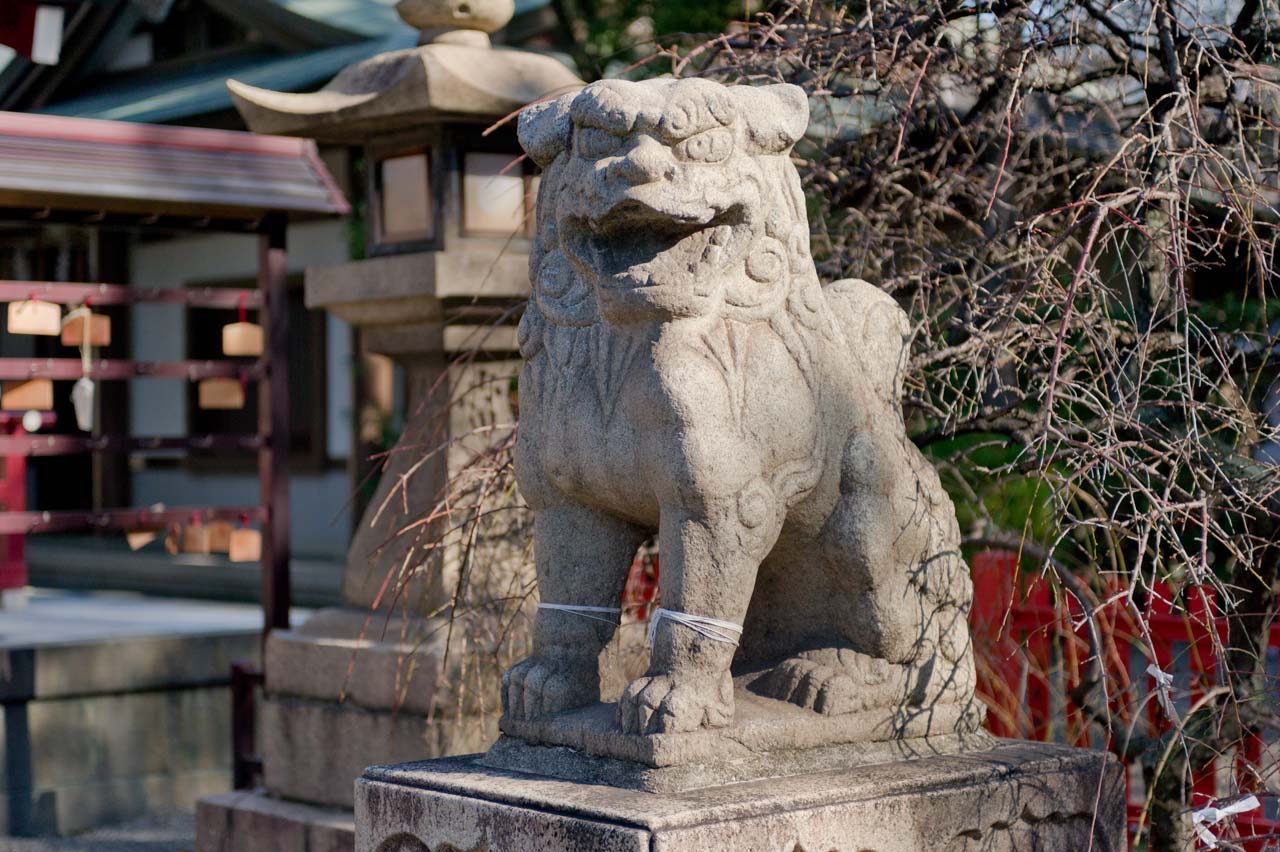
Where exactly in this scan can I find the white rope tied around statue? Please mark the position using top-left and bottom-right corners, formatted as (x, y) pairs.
(646, 607), (743, 647)
(537, 603), (621, 626)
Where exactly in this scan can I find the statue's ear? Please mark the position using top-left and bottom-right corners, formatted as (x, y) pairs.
(519, 91), (578, 168)
(767, 84), (810, 144)
(739, 83), (810, 154)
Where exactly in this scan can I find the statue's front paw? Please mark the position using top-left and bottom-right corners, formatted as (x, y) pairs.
(501, 655), (595, 720)
(616, 671), (733, 735)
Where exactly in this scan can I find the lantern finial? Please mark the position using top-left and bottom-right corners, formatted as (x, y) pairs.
(396, 0), (514, 37)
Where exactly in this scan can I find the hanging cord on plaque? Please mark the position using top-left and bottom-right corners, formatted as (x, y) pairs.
(537, 603), (621, 626)
(67, 303), (96, 432)
(645, 607), (743, 647)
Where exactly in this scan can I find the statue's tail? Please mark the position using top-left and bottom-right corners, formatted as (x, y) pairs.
(823, 278), (911, 413)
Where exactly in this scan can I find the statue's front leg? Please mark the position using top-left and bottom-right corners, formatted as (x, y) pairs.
(619, 491), (781, 734)
(503, 503), (644, 721)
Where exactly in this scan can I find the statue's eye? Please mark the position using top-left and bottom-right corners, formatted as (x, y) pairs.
(674, 128), (733, 163)
(576, 127), (624, 159)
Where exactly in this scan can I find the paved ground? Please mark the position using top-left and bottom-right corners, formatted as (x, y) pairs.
(0, 591), (301, 845)
(0, 588), (273, 647)
(0, 813), (195, 852)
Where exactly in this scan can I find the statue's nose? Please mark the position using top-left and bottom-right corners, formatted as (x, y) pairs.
(611, 135), (676, 185)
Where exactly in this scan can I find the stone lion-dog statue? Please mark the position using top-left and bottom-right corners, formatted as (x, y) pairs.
(504, 77), (980, 739)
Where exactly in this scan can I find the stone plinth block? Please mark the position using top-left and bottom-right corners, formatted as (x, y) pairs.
(261, 696), (496, 808)
(265, 608), (445, 715)
(197, 790), (354, 852)
(355, 741), (1125, 852)
(491, 686), (990, 793)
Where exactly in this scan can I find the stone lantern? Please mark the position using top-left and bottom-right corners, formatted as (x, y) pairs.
(196, 4), (582, 850)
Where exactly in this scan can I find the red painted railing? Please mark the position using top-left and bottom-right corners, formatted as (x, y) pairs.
(0, 413), (30, 593)
(624, 547), (1276, 846)
(971, 549), (1279, 849)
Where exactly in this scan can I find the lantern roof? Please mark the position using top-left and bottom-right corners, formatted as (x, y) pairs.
(228, 0), (581, 142)
(2, 0), (558, 126)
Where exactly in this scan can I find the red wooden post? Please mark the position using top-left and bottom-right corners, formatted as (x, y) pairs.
(258, 218), (290, 636)
(230, 660), (264, 789)
(0, 416), (28, 594)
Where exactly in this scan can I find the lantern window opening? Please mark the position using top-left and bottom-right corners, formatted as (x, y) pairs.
(371, 147), (436, 250)
(461, 151), (536, 239)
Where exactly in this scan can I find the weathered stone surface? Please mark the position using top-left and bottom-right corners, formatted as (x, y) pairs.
(334, 354), (527, 617)
(261, 695), (496, 809)
(504, 76), (981, 751)
(5, 769), (229, 838)
(2, 724), (230, 838)
(0, 610), (258, 702)
(483, 727), (996, 794)
(304, 250), (529, 331)
(196, 790), (354, 852)
(356, 741), (1126, 852)
(498, 681), (981, 769)
(2, 598), (254, 837)
(265, 608), (443, 714)
(265, 607), (520, 718)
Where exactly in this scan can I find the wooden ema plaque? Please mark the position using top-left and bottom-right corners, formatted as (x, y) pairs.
(1, 379), (54, 411)
(229, 528), (261, 563)
(222, 322), (263, 357)
(7, 300), (61, 336)
(164, 524), (181, 555)
(198, 377), (245, 410)
(125, 529), (159, 551)
(183, 523), (211, 554)
(207, 520), (233, 553)
(62, 313), (112, 347)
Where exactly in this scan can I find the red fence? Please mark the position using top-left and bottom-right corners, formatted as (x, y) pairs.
(971, 549), (1279, 849)
(622, 548), (1276, 845)
(0, 413), (29, 593)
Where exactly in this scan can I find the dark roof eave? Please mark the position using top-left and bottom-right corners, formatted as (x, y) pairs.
(0, 111), (350, 228)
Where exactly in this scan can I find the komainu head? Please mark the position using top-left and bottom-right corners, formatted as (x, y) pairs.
(519, 79), (813, 327)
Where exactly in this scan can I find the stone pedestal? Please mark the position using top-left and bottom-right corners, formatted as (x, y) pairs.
(195, 606), (502, 852)
(355, 741), (1126, 852)
(261, 608), (504, 804)
(303, 249), (528, 614)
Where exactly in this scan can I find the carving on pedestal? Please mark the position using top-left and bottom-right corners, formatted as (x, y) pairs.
(502, 78), (983, 748)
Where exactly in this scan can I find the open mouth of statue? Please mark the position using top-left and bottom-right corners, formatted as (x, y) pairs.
(565, 203), (746, 290)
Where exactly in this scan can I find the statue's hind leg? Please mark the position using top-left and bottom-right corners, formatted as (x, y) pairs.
(758, 428), (977, 725)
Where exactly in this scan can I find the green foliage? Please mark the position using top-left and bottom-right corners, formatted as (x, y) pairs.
(1192, 289), (1280, 335)
(556, 0), (756, 78)
(925, 433), (1056, 546)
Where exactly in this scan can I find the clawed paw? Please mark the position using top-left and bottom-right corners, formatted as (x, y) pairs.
(759, 651), (906, 715)
(616, 671), (733, 734)
(761, 658), (867, 715)
(502, 655), (596, 720)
